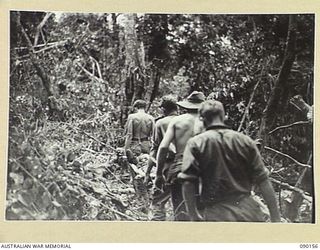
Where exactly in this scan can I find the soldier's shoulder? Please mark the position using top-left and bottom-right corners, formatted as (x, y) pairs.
(166, 116), (178, 127)
(146, 113), (155, 121)
(128, 113), (136, 118)
(155, 116), (166, 125)
(159, 115), (176, 124)
(234, 130), (252, 140)
(155, 115), (165, 122)
(171, 114), (190, 124)
(228, 130), (255, 145)
(187, 132), (207, 146)
(126, 114), (135, 121)
(194, 130), (211, 140)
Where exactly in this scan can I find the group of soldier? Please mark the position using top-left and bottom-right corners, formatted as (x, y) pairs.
(123, 91), (281, 222)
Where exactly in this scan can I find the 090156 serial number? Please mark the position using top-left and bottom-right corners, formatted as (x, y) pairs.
(300, 244), (319, 248)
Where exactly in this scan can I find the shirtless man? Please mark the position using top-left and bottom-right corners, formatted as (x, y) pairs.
(156, 91), (205, 221)
(144, 95), (178, 220)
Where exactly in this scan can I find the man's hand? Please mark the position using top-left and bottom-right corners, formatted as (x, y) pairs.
(155, 175), (165, 191)
(144, 157), (155, 185)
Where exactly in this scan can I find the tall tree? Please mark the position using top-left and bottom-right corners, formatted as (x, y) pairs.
(142, 14), (170, 107)
(120, 13), (142, 123)
(15, 11), (53, 98)
(258, 15), (298, 140)
(120, 14), (169, 122)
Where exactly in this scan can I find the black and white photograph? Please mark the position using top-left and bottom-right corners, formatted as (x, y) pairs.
(6, 11), (314, 223)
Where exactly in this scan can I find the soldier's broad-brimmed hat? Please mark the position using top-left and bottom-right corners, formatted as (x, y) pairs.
(177, 91), (205, 110)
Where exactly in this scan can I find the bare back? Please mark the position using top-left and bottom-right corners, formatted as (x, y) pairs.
(171, 113), (198, 155)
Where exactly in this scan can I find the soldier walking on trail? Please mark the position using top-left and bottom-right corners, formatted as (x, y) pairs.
(144, 95), (178, 221)
(124, 99), (155, 214)
(124, 99), (155, 156)
(156, 91), (205, 221)
(178, 100), (281, 222)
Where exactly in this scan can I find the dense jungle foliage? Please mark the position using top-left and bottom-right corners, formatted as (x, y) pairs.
(7, 11), (314, 222)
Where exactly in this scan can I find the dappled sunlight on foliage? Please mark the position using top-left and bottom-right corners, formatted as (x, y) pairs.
(8, 11), (314, 222)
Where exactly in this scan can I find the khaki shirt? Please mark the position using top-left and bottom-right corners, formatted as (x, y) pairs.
(125, 111), (155, 142)
(179, 125), (269, 204)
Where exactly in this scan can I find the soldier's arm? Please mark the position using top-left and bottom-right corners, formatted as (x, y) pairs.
(249, 139), (281, 222)
(145, 158), (155, 184)
(145, 122), (160, 182)
(156, 122), (174, 177)
(124, 117), (133, 150)
(180, 139), (203, 221)
(149, 121), (162, 163)
(182, 181), (203, 221)
(258, 179), (281, 222)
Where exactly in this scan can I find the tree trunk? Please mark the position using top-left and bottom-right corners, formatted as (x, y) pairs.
(16, 12), (69, 121)
(258, 15), (297, 140)
(144, 14), (169, 107)
(120, 14), (169, 121)
(16, 12), (53, 98)
(144, 65), (160, 109)
(34, 12), (52, 46)
(102, 13), (108, 91)
(122, 14), (143, 119)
